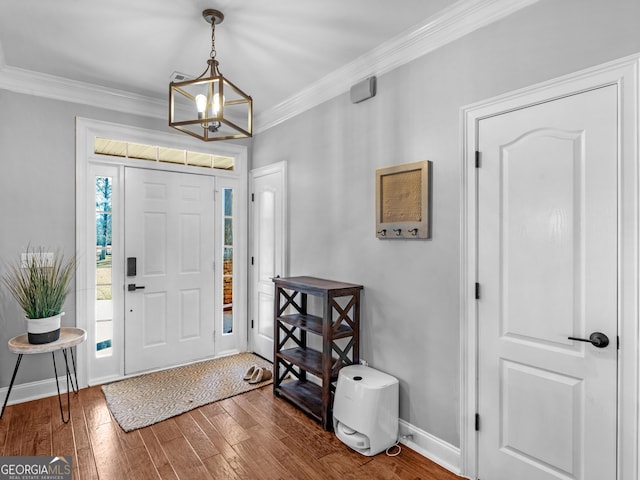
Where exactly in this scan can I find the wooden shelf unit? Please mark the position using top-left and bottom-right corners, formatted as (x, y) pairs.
(272, 276), (362, 430)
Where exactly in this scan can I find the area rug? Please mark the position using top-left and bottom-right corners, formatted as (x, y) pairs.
(101, 352), (273, 431)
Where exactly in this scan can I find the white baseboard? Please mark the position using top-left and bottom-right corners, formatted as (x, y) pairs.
(0, 376), (72, 408)
(88, 374), (121, 387)
(398, 419), (464, 477)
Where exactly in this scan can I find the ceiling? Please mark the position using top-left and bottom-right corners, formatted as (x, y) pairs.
(0, 1), (536, 132)
(0, 1), (452, 110)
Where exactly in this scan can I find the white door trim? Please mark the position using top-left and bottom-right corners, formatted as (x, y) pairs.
(75, 117), (248, 386)
(249, 161), (288, 274)
(460, 53), (640, 480)
(249, 161), (288, 356)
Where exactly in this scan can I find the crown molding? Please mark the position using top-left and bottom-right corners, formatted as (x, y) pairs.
(254, 0), (539, 133)
(0, 64), (167, 119)
(0, 0), (538, 131)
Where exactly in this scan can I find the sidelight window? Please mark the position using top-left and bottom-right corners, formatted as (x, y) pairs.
(222, 188), (234, 335)
(95, 176), (113, 357)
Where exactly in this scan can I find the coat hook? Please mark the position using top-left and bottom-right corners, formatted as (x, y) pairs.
(393, 228), (402, 236)
(408, 228), (418, 236)
(377, 229), (387, 236)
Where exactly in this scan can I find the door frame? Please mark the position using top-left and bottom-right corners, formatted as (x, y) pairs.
(248, 161), (288, 357)
(460, 54), (640, 480)
(75, 117), (248, 386)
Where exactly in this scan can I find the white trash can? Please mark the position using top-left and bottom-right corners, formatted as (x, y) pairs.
(333, 364), (399, 456)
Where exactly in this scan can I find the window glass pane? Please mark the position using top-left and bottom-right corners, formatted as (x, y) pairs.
(96, 178), (113, 210)
(127, 142), (157, 161)
(187, 151), (212, 167)
(213, 155), (235, 171)
(224, 189), (233, 216)
(224, 218), (233, 245)
(95, 176), (113, 358)
(96, 213), (112, 254)
(223, 308), (233, 334)
(158, 147), (185, 164)
(94, 138), (126, 157)
(223, 276), (233, 306)
(224, 248), (233, 275)
(96, 242), (113, 304)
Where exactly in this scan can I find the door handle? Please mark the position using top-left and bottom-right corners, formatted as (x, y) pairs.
(127, 284), (146, 292)
(568, 332), (609, 348)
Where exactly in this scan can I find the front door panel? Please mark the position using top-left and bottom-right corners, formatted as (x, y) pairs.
(125, 168), (215, 374)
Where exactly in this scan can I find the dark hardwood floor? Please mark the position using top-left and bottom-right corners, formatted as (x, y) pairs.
(0, 384), (463, 479)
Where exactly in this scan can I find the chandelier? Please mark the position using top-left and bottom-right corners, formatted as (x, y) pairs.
(169, 9), (252, 141)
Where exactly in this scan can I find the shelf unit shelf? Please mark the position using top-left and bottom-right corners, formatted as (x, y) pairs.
(277, 314), (354, 339)
(273, 276), (362, 431)
(275, 381), (324, 422)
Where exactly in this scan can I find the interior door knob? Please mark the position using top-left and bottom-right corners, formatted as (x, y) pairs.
(568, 332), (609, 348)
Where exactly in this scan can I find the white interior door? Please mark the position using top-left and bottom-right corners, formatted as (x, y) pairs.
(124, 167), (215, 374)
(250, 162), (286, 361)
(477, 86), (618, 480)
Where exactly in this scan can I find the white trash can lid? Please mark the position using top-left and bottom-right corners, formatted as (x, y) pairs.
(339, 364), (398, 388)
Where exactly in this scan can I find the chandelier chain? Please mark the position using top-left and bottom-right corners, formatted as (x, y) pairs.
(210, 21), (217, 61)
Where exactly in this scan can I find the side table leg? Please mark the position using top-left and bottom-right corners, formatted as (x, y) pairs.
(0, 354), (23, 419)
(70, 347), (79, 393)
(61, 348), (79, 394)
(52, 351), (71, 424)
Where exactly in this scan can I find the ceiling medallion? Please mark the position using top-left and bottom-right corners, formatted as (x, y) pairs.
(169, 9), (253, 141)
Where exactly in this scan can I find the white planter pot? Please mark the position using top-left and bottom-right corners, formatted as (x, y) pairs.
(26, 312), (64, 344)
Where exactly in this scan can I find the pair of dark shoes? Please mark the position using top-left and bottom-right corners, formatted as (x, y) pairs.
(243, 365), (273, 384)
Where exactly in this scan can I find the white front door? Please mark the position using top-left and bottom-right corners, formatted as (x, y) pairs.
(124, 167), (216, 374)
(250, 163), (287, 360)
(477, 86), (618, 480)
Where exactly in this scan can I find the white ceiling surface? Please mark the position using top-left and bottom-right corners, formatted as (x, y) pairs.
(0, 0), (537, 132)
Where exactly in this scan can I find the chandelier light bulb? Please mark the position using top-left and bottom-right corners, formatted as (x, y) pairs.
(213, 93), (224, 115)
(195, 94), (208, 118)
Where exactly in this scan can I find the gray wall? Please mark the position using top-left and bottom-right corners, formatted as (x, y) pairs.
(0, 92), (169, 384)
(251, 0), (640, 446)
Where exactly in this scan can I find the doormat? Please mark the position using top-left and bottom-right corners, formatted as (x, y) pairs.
(101, 352), (273, 432)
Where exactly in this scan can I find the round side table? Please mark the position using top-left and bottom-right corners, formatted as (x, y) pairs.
(1, 327), (86, 423)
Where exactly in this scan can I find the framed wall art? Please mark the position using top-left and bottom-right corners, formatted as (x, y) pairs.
(375, 160), (432, 239)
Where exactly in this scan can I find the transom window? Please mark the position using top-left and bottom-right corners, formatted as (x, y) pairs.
(94, 137), (235, 170)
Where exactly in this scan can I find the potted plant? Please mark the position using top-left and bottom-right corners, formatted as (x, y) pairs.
(2, 246), (76, 344)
